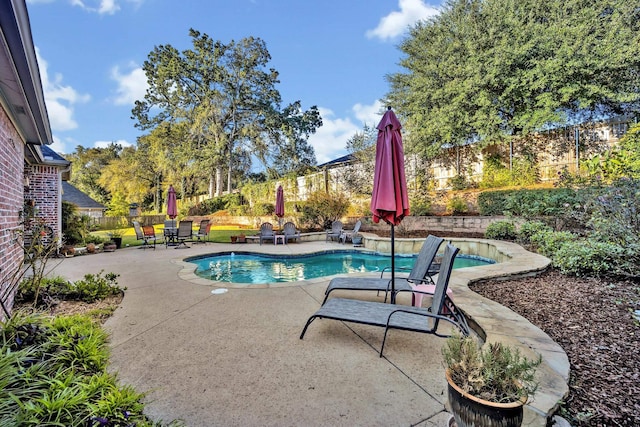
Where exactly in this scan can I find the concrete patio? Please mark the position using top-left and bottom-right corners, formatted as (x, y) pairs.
(44, 238), (567, 427)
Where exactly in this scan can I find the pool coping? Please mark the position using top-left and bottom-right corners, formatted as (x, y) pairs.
(175, 238), (568, 426)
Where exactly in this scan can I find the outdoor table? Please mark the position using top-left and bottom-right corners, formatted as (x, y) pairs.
(274, 234), (285, 245)
(162, 227), (178, 246)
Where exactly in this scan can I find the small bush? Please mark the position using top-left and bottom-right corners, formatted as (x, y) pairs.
(485, 220), (517, 240)
(300, 191), (349, 229)
(517, 220), (552, 244)
(447, 197), (468, 215)
(253, 202), (275, 216)
(17, 271), (123, 307)
(529, 230), (576, 258)
(552, 239), (640, 278)
(552, 239), (624, 277)
(411, 199), (432, 216)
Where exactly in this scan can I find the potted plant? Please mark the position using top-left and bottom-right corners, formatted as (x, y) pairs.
(103, 240), (117, 252)
(442, 333), (541, 427)
(109, 230), (124, 249)
(236, 233), (246, 243)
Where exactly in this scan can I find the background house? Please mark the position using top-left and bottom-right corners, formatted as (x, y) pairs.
(0, 0), (67, 318)
(62, 181), (106, 219)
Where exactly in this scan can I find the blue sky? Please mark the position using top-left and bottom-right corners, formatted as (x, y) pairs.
(26, 0), (441, 164)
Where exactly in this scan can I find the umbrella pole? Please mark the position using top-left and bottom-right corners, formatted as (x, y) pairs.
(390, 224), (396, 304)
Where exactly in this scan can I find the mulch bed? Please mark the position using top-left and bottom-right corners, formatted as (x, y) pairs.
(471, 269), (640, 426)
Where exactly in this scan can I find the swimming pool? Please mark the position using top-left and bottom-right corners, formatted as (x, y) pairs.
(186, 250), (495, 284)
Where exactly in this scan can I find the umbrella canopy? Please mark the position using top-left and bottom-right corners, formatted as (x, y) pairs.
(167, 185), (178, 219)
(370, 107), (410, 303)
(275, 185), (285, 218)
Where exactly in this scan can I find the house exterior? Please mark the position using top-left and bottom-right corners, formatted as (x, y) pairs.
(0, 0), (68, 318)
(62, 181), (105, 218)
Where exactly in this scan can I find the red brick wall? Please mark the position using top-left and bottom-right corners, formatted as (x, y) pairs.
(24, 164), (61, 239)
(0, 107), (25, 320)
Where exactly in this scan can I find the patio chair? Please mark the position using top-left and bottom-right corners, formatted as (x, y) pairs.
(326, 220), (343, 242)
(133, 221), (158, 249)
(322, 235), (445, 305)
(175, 220), (193, 249)
(194, 219), (211, 244)
(283, 221), (301, 243)
(300, 244), (469, 357)
(339, 220), (362, 244)
(259, 222), (275, 245)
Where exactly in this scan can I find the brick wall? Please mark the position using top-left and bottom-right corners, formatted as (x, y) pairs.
(24, 164), (61, 239)
(0, 107), (26, 320)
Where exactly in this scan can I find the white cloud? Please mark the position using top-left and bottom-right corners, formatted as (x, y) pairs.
(49, 134), (68, 155)
(71, 0), (120, 15)
(94, 139), (133, 149)
(366, 0), (440, 41)
(353, 100), (384, 127)
(308, 108), (360, 164)
(308, 100), (384, 164)
(36, 49), (90, 132)
(110, 63), (147, 105)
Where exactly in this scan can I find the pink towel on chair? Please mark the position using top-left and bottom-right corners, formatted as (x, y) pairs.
(411, 284), (454, 310)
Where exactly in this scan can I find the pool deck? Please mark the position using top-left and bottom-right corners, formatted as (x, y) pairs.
(45, 238), (568, 427)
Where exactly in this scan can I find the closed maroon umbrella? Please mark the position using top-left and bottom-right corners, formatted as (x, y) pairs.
(370, 107), (410, 303)
(167, 185), (178, 219)
(275, 185), (285, 228)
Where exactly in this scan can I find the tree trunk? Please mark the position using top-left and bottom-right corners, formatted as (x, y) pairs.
(209, 173), (215, 199)
(215, 166), (223, 197)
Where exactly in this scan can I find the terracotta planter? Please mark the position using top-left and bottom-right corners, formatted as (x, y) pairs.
(446, 370), (526, 427)
(230, 236), (238, 243)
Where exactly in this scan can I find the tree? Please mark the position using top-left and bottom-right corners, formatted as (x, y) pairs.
(387, 0), (640, 161)
(132, 29), (321, 197)
(66, 144), (122, 205)
(341, 124), (377, 196)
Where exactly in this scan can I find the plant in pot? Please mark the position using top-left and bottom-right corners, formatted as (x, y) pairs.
(442, 333), (541, 427)
(109, 229), (124, 249)
(103, 240), (117, 252)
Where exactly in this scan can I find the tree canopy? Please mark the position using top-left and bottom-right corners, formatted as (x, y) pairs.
(132, 29), (321, 197)
(386, 0), (640, 159)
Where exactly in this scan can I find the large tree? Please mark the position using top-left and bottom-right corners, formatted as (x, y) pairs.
(132, 29), (321, 197)
(387, 0), (640, 161)
(66, 144), (122, 205)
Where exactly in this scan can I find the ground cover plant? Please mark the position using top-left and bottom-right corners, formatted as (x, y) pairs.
(0, 311), (183, 426)
(4, 269), (184, 426)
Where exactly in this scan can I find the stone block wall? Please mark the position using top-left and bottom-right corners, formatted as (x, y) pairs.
(0, 107), (25, 319)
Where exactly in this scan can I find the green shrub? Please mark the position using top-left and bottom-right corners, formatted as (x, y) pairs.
(17, 272), (123, 307)
(485, 220), (517, 240)
(72, 271), (122, 303)
(411, 199), (432, 216)
(447, 174), (469, 190)
(517, 220), (552, 244)
(478, 188), (578, 217)
(447, 197), (468, 215)
(300, 191), (350, 229)
(529, 230), (576, 258)
(253, 202), (275, 216)
(551, 239), (626, 277)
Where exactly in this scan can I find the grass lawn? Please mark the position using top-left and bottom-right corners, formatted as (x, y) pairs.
(92, 224), (258, 247)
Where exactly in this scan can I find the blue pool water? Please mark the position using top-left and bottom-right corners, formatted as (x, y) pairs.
(186, 251), (494, 284)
